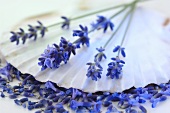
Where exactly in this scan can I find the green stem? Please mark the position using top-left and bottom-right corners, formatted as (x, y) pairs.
(103, 8), (132, 48)
(109, 5), (128, 19)
(47, 22), (63, 28)
(72, 6), (129, 44)
(46, 0), (150, 29)
(47, 2), (133, 28)
(117, 3), (136, 56)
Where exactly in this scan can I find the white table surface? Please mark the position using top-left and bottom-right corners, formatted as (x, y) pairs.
(0, 0), (170, 113)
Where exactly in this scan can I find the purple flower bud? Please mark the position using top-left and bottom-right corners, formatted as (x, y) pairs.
(34, 103), (44, 108)
(73, 25), (90, 47)
(139, 105), (147, 113)
(91, 15), (114, 33)
(14, 99), (21, 106)
(23, 92), (34, 97)
(61, 16), (70, 29)
(20, 98), (28, 103)
(28, 105), (35, 110)
(0, 92), (5, 98)
(22, 103), (27, 108)
(113, 46), (120, 52)
(9, 94), (17, 99)
(47, 94), (56, 99)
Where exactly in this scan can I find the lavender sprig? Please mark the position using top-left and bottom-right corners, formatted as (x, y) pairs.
(86, 61), (103, 81)
(106, 4), (136, 79)
(106, 56), (125, 79)
(84, 4), (136, 81)
(10, 0), (140, 46)
(46, 3), (130, 29)
(38, 37), (76, 70)
(10, 21), (47, 45)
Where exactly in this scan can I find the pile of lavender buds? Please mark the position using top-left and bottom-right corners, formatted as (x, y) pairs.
(0, 62), (170, 113)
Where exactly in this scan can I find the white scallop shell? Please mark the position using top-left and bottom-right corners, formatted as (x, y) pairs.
(0, 7), (170, 93)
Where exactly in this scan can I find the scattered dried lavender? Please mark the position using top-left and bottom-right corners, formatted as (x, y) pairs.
(1, 63), (170, 113)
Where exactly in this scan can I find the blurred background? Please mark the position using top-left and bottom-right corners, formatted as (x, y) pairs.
(0, 0), (170, 33)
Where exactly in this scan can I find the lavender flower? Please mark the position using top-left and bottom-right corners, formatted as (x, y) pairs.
(95, 47), (107, 62)
(106, 57), (125, 79)
(90, 101), (102, 113)
(106, 105), (120, 113)
(61, 16), (70, 29)
(10, 29), (28, 45)
(73, 25), (90, 47)
(69, 88), (82, 99)
(10, 21), (47, 45)
(45, 81), (57, 92)
(70, 100), (93, 110)
(38, 37), (76, 70)
(86, 61), (103, 81)
(0, 91), (5, 98)
(113, 45), (126, 57)
(150, 96), (167, 108)
(91, 15), (114, 33)
(29, 21), (46, 39)
(55, 103), (68, 113)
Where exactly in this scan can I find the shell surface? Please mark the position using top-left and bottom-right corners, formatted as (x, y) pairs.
(0, 7), (170, 93)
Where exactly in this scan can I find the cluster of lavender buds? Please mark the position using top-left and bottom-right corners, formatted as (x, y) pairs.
(38, 37), (77, 70)
(106, 46), (126, 79)
(73, 25), (90, 47)
(10, 21), (47, 45)
(1, 63), (170, 113)
(91, 16), (114, 33)
(86, 62), (103, 81)
(95, 47), (107, 62)
(61, 16), (70, 29)
(86, 47), (106, 81)
(86, 45), (126, 81)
